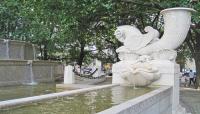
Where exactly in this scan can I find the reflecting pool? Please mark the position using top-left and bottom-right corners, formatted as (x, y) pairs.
(0, 83), (69, 101)
(0, 86), (157, 114)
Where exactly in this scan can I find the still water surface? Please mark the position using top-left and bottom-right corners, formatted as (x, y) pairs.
(0, 83), (68, 101)
(0, 86), (156, 114)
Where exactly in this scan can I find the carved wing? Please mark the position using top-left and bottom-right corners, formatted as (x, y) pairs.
(124, 35), (143, 51)
(137, 35), (155, 50)
(129, 26), (159, 51)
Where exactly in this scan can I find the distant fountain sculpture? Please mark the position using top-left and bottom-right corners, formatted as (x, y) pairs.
(112, 7), (195, 87)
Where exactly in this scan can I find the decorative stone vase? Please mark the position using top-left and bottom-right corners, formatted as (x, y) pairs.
(138, 7), (196, 55)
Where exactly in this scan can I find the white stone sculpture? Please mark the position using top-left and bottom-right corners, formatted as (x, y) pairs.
(138, 8), (195, 55)
(112, 7), (195, 87)
(112, 56), (161, 86)
(113, 25), (162, 86)
(115, 25), (159, 51)
(121, 56), (160, 86)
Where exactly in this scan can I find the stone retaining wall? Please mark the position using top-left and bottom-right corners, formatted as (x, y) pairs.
(0, 60), (62, 86)
(0, 39), (37, 60)
(98, 86), (172, 114)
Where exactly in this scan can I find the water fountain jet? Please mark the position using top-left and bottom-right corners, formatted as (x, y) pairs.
(26, 60), (38, 86)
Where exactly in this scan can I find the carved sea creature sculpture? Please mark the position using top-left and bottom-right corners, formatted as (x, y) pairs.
(114, 8), (195, 62)
(112, 7), (195, 86)
(115, 25), (160, 61)
(114, 25), (159, 51)
(120, 56), (160, 86)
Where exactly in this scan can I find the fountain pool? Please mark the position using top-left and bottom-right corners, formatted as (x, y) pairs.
(0, 86), (156, 114)
(0, 83), (76, 101)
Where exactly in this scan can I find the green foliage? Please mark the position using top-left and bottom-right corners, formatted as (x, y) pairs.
(0, 0), (199, 66)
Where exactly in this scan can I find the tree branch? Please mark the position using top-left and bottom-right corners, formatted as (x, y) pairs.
(193, 29), (200, 45)
(189, 30), (196, 48)
(151, 12), (160, 28)
(121, 0), (164, 10)
(185, 30), (195, 57)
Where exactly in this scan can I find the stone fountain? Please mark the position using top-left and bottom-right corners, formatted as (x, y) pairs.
(112, 7), (195, 114)
(0, 7), (195, 114)
(0, 39), (63, 86)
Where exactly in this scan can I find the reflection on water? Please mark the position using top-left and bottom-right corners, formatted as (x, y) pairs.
(0, 86), (157, 114)
(0, 83), (56, 101)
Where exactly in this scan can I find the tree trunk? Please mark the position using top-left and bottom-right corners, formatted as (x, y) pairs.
(43, 44), (48, 60)
(77, 43), (85, 66)
(194, 30), (200, 89)
(113, 46), (120, 62)
(194, 56), (200, 89)
(194, 39), (200, 89)
(179, 63), (184, 72)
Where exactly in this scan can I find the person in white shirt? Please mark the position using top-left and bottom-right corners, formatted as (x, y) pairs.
(189, 70), (195, 87)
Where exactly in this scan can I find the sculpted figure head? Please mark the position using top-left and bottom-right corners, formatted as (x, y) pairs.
(114, 25), (142, 43)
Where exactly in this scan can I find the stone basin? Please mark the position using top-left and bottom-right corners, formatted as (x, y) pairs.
(0, 84), (172, 114)
(0, 85), (157, 113)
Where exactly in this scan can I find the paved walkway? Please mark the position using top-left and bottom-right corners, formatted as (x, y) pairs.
(56, 76), (112, 90)
(75, 76), (107, 85)
(180, 88), (200, 114)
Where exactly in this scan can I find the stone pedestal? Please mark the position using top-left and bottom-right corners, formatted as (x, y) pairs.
(64, 65), (75, 84)
(92, 59), (103, 78)
(112, 60), (181, 114)
(151, 60), (181, 114)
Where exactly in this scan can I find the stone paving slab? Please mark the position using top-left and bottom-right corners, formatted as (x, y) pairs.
(180, 88), (200, 114)
(56, 76), (111, 90)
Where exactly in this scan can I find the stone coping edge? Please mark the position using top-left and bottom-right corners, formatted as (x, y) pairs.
(0, 84), (119, 109)
(0, 59), (62, 63)
(0, 39), (34, 46)
(97, 86), (172, 114)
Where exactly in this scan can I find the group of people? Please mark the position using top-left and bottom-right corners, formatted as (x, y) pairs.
(180, 70), (196, 87)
